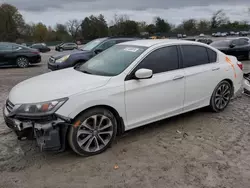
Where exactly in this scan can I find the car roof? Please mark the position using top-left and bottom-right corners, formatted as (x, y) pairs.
(117, 39), (204, 47)
(105, 37), (139, 40)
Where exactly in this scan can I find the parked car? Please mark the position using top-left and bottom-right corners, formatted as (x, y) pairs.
(243, 73), (250, 96)
(221, 32), (228, 37)
(0, 42), (41, 68)
(48, 37), (138, 71)
(210, 37), (250, 60)
(55, 42), (78, 51)
(4, 39), (243, 156)
(182, 38), (196, 41)
(196, 38), (213, 44)
(182, 38), (213, 45)
(31, 43), (51, 53)
(214, 32), (222, 37)
(239, 31), (248, 36)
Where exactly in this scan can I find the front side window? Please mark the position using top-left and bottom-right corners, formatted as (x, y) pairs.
(76, 45), (147, 76)
(231, 39), (241, 46)
(181, 45), (209, 68)
(97, 40), (116, 51)
(81, 38), (107, 51)
(135, 46), (179, 74)
(210, 40), (230, 47)
(238, 39), (249, 46)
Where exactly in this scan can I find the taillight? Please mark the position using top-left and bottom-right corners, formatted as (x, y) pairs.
(237, 61), (243, 70)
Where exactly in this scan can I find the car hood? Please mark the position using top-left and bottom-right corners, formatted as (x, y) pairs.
(52, 50), (91, 60)
(9, 68), (111, 104)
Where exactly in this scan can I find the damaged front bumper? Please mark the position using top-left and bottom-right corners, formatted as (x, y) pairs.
(3, 106), (72, 152)
(243, 73), (250, 96)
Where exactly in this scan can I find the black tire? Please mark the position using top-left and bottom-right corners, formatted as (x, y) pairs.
(209, 80), (233, 112)
(247, 51), (250, 60)
(68, 108), (117, 156)
(16, 57), (29, 68)
(59, 48), (63, 52)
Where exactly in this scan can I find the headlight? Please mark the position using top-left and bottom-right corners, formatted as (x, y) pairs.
(56, 55), (70, 63)
(15, 98), (68, 116)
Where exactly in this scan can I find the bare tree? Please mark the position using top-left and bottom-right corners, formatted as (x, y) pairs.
(66, 19), (81, 39)
(211, 9), (229, 29)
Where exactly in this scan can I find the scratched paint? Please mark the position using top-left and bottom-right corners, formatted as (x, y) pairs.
(225, 56), (237, 78)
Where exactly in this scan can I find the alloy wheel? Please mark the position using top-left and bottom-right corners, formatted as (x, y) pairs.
(17, 57), (29, 68)
(214, 83), (231, 110)
(76, 114), (114, 152)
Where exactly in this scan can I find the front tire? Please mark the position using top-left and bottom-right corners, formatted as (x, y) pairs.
(247, 51), (250, 60)
(16, 57), (29, 68)
(209, 81), (233, 112)
(68, 108), (117, 156)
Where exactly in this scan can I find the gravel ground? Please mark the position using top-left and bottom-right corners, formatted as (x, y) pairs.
(0, 50), (250, 188)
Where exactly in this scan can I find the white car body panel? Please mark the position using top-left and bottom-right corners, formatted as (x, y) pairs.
(125, 69), (184, 129)
(7, 39), (243, 132)
(8, 68), (111, 104)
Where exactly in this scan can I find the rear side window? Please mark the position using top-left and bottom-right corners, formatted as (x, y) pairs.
(181, 45), (209, 68)
(207, 48), (217, 63)
(136, 46), (179, 74)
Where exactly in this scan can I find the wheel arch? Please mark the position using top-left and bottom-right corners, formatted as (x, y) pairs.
(72, 105), (125, 136)
(222, 78), (234, 95)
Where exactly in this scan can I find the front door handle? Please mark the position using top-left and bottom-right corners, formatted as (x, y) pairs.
(173, 75), (184, 80)
(212, 67), (220, 71)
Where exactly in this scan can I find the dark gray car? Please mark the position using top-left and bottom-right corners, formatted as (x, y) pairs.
(48, 37), (139, 71)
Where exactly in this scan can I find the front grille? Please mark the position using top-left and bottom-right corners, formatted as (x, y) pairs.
(6, 99), (14, 113)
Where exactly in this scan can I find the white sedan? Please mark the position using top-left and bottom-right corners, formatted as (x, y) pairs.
(4, 39), (243, 156)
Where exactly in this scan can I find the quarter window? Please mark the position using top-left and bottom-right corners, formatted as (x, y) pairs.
(207, 48), (217, 63)
(135, 46), (179, 74)
(181, 45), (209, 68)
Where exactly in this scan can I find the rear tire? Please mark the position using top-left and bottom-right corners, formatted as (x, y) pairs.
(16, 57), (29, 68)
(68, 108), (117, 156)
(209, 80), (233, 112)
(59, 48), (63, 52)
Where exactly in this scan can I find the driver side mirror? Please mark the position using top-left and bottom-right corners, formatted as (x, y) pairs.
(229, 43), (235, 48)
(94, 49), (103, 54)
(134, 69), (153, 79)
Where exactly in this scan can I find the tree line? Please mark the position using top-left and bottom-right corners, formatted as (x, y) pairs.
(0, 3), (250, 44)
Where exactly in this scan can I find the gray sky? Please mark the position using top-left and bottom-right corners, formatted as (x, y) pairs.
(1, 0), (250, 26)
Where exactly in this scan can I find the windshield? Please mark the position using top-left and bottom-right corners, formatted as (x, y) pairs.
(210, 40), (230, 47)
(77, 45), (147, 76)
(81, 38), (107, 51)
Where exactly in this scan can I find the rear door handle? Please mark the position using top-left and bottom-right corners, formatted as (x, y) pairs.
(173, 75), (184, 80)
(212, 67), (220, 71)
